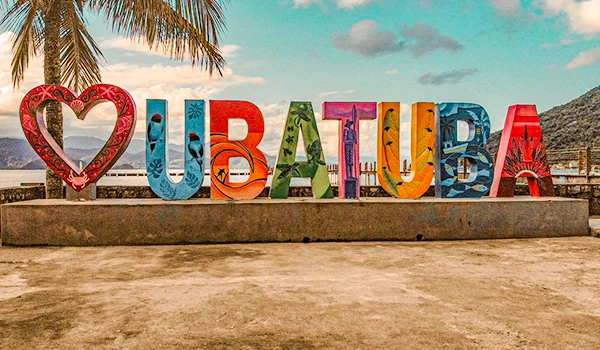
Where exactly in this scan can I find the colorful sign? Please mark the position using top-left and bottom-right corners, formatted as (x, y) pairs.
(270, 102), (333, 199)
(435, 103), (495, 198)
(20, 84), (136, 192)
(490, 105), (553, 197)
(19, 84), (554, 200)
(210, 101), (269, 200)
(146, 100), (205, 200)
(323, 102), (377, 198)
(378, 102), (435, 199)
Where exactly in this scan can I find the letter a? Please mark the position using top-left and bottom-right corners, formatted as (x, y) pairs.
(378, 102), (435, 199)
(146, 100), (205, 200)
(270, 102), (333, 199)
(490, 105), (553, 197)
(210, 101), (269, 200)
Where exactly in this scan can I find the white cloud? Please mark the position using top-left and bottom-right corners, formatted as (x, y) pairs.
(419, 68), (479, 85)
(332, 20), (405, 57)
(0, 31), (265, 142)
(291, 0), (372, 9)
(292, 0), (321, 8)
(385, 69), (399, 75)
(100, 37), (241, 59)
(535, 0), (600, 35)
(564, 47), (600, 69)
(401, 22), (463, 57)
(318, 89), (355, 98)
(488, 0), (522, 17)
(219, 45), (242, 58)
(101, 64), (264, 89)
(332, 20), (463, 58)
(336, 0), (373, 9)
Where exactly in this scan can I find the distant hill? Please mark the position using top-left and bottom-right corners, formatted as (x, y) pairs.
(487, 85), (600, 155)
(65, 136), (177, 154)
(0, 136), (277, 170)
(0, 138), (39, 169)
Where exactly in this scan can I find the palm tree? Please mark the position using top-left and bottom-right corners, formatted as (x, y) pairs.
(0, 0), (229, 198)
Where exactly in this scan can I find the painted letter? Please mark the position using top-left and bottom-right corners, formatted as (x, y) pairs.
(270, 102), (333, 199)
(378, 102), (435, 199)
(210, 101), (268, 200)
(490, 105), (553, 197)
(435, 103), (494, 198)
(146, 100), (205, 200)
(323, 102), (377, 198)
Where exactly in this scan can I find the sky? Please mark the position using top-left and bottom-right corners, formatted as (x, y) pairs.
(0, 0), (599, 160)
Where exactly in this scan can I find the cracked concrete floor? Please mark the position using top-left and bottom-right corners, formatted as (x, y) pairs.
(1, 238), (599, 349)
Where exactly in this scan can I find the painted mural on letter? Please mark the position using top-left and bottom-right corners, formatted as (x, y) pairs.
(270, 102), (333, 199)
(20, 84), (136, 192)
(435, 103), (494, 198)
(490, 105), (553, 197)
(210, 101), (269, 200)
(323, 102), (377, 198)
(146, 100), (205, 200)
(378, 102), (435, 199)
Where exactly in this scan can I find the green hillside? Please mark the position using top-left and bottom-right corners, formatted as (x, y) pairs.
(487, 85), (600, 155)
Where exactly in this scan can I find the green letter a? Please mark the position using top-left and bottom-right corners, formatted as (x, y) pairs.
(270, 102), (334, 199)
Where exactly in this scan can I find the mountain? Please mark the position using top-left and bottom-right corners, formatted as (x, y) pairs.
(0, 138), (39, 169)
(487, 85), (600, 155)
(0, 136), (278, 170)
(65, 136), (179, 154)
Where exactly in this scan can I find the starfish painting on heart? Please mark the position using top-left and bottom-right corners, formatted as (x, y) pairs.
(19, 84), (137, 192)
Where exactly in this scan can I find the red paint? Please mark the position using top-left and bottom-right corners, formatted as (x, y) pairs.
(19, 84), (136, 192)
(210, 101), (268, 200)
(490, 105), (553, 197)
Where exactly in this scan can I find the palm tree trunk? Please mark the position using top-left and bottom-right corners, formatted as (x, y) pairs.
(44, 4), (63, 199)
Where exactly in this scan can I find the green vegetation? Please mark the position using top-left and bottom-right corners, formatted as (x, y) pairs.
(487, 85), (600, 155)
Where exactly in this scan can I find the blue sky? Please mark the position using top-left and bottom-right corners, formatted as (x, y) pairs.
(0, 0), (599, 159)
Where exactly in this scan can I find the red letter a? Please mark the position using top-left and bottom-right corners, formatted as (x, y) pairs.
(490, 105), (553, 197)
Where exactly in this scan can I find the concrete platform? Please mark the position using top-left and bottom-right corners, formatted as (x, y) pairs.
(0, 197), (590, 246)
(590, 217), (600, 237)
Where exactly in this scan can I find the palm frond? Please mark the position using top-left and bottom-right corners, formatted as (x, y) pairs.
(0, 0), (45, 88)
(89, 0), (228, 75)
(60, 1), (104, 91)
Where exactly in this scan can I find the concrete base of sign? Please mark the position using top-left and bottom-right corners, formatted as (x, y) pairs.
(1, 197), (590, 246)
(66, 183), (97, 201)
(590, 218), (600, 238)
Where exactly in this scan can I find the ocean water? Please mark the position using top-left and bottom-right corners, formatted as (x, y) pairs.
(0, 170), (318, 188)
(0, 169), (579, 189)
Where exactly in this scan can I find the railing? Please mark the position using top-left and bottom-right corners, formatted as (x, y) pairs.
(545, 147), (600, 173)
(327, 163), (381, 186)
(326, 147), (600, 185)
(102, 147), (600, 185)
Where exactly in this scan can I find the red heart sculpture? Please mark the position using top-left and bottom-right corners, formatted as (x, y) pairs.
(19, 84), (136, 192)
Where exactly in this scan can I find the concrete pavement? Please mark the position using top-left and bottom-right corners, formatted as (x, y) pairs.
(1, 238), (599, 349)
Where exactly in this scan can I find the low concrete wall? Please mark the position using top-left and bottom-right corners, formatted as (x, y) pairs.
(95, 185), (425, 199)
(1, 197), (590, 246)
(0, 186), (45, 232)
(552, 174), (600, 184)
(1, 183), (600, 212)
(97, 184), (598, 216)
(0, 186), (45, 204)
